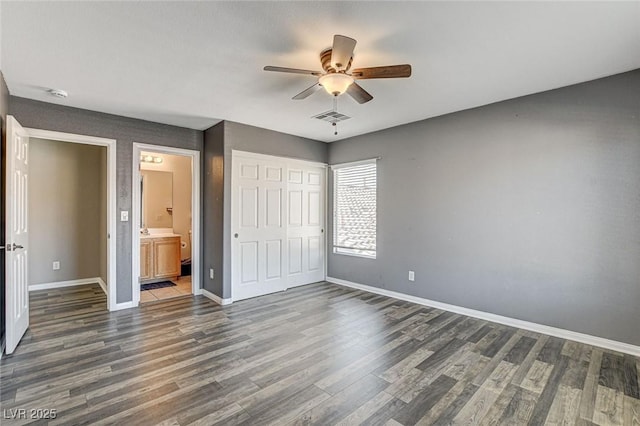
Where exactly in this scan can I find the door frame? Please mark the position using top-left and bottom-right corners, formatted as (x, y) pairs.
(230, 150), (327, 301)
(131, 143), (201, 306)
(25, 128), (118, 311)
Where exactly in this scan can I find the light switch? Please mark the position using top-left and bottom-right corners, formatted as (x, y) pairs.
(210, 268), (214, 279)
(120, 211), (129, 222)
(53, 261), (60, 271)
(408, 271), (415, 282)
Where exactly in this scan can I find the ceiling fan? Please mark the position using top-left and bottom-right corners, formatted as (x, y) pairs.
(264, 35), (411, 104)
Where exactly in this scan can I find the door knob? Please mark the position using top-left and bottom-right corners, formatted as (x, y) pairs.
(234, 233), (239, 238)
(12, 243), (24, 250)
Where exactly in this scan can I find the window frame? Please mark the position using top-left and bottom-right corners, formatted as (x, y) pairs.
(332, 158), (377, 260)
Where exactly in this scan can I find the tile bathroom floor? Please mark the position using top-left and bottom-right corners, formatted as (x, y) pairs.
(140, 275), (192, 303)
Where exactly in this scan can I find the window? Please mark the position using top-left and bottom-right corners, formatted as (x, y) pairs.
(333, 159), (377, 258)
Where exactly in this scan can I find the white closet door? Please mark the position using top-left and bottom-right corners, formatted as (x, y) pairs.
(231, 152), (325, 301)
(287, 165), (325, 287)
(231, 155), (287, 300)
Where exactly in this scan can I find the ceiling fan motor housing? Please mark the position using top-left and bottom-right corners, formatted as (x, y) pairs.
(320, 48), (352, 73)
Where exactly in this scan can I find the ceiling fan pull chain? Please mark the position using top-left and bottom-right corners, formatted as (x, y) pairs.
(333, 95), (339, 135)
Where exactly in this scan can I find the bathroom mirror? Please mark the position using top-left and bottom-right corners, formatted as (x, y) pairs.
(140, 170), (173, 228)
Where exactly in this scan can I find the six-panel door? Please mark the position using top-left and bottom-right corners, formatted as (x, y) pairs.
(5, 116), (30, 354)
(232, 157), (287, 300)
(286, 166), (325, 287)
(231, 153), (325, 301)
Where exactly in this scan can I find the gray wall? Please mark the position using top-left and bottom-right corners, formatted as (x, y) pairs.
(0, 71), (9, 345)
(203, 122), (225, 295)
(327, 70), (640, 346)
(202, 121), (328, 298)
(29, 138), (106, 285)
(10, 97), (203, 304)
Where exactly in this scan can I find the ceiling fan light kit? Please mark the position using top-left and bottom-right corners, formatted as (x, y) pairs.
(318, 73), (354, 96)
(264, 34), (412, 134)
(264, 34), (412, 104)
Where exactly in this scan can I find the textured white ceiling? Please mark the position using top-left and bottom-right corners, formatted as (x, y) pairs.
(2, 2), (639, 142)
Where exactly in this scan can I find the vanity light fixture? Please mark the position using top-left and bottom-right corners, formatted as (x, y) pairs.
(140, 155), (163, 164)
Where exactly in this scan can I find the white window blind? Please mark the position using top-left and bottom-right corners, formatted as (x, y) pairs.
(333, 160), (377, 258)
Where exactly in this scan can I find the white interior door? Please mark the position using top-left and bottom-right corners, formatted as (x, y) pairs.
(231, 153), (326, 301)
(232, 155), (287, 300)
(5, 115), (30, 354)
(286, 165), (325, 287)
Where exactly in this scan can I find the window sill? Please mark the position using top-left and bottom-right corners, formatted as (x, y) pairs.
(333, 248), (376, 260)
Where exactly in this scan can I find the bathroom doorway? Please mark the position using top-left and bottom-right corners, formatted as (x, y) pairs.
(131, 144), (201, 305)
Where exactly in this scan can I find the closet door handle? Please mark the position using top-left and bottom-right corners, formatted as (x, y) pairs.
(1, 243), (24, 251)
(234, 233), (239, 239)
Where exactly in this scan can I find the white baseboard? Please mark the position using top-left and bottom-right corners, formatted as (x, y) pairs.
(96, 278), (107, 295)
(112, 301), (136, 311)
(201, 289), (232, 305)
(326, 276), (640, 357)
(29, 277), (104, 292)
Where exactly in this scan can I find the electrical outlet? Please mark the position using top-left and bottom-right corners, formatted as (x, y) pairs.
(53, 261), (61, 271)
(210, 268), (214, 279)
(408, 270), (415, 282)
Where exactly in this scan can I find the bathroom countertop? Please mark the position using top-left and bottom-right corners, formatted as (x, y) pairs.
(140, 233), (181, 239)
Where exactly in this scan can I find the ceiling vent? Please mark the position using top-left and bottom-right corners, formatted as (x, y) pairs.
(47, 89), (68, 98)
(312, 110), (351, 123)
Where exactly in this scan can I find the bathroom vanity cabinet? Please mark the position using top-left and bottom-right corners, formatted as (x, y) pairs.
(140, 235), (181, 282)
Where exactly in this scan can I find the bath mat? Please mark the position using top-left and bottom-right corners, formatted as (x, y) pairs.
(141, 281), (177, 291)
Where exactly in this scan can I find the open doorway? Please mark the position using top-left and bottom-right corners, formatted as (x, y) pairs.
(132, 144), (200, 305)
(25, 128), (116, 307)
(29, 138), (107, 302)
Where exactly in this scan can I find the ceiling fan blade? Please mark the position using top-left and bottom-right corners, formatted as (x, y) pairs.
(264, 66), (322, 76)
(352, 64), (412, 79)
(331, 35), (356, 71)
(346, 82), (373, 104)
(292, 83), (323, 100)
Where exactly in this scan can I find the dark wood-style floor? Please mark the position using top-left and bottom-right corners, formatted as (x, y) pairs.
(1, 282), (638, 425)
